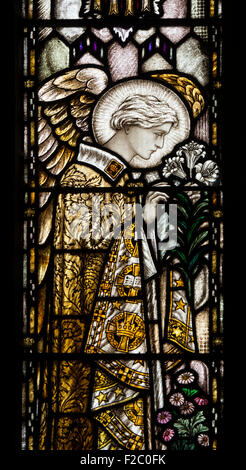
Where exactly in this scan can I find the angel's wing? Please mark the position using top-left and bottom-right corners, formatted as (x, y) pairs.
(36, 66), (108, 339)
(38, 66), (108, 241)
(38, 66), (108, 182)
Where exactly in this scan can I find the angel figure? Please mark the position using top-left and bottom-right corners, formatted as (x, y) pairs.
(36, 66), (206, 450)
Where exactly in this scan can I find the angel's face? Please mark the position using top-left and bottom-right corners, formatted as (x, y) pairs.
(125, 122), (173, 163)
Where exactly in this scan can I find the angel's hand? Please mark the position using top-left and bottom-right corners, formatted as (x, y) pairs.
(143, 182), (170, 225)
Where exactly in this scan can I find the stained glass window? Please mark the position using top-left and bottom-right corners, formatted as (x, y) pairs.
(15, 0), (225, 463)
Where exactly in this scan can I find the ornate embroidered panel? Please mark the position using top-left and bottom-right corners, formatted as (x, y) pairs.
(16, 0), (224, 463)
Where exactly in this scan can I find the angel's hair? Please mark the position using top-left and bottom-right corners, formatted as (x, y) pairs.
(110, 94), (178, 130)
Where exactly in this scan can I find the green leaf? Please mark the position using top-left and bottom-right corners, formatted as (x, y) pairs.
(192, 200), (209, 218)
(177, 266), (189, 282)
(177, 205), (189, 220)
(188, 230), (208, 255)
(178, 219), (188, 231)
(182, 388), (199, 397)
(171, 439), (195, 451)
(173, 419), (191, 437)
(177, 234), (185, 247)
(188, 246), (209, 274)
(176, 192), (192, 210)
(172, 248), (187, 265)
(187, 216), (206, 243)
(193, 423), (209, 436)
(172, 409), (179, 418)
(177, 267), (192, 299)
(189, 411), (206, 428)
(183, 441), (195, 451)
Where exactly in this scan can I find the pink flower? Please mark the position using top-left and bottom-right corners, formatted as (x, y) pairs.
(162, 428), (175, 442)
(194, 397), (208, 406)
(157, 411), (172, 424)
(169, 392), (185, 407)
(197, 434), (209, 446)
(180, 401), (195, 415)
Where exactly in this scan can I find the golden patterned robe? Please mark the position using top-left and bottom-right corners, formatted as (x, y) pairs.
(38, 143), (195, 450)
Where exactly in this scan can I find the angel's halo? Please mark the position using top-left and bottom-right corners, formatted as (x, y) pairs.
(92, 78), (191, 165)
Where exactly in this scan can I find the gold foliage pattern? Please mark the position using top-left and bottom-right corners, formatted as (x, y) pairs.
(60, 164), (106, 188)
(54, 195), (127, 250)
(54, 253), (85, 316)
(40, 412), (94, 450)
(54, 416), (93, 450)
(54, 252), (105, 316)
(38, 403), (48, 450)
(41, 361), (92, 414)
(56, 361), (92, 414)
(51, 318), (86, 353)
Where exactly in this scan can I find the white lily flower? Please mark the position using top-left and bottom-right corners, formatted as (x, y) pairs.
(162, 156), (186, 179)
(177, 141), (206, 177)
(195, 160), (219, 185)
